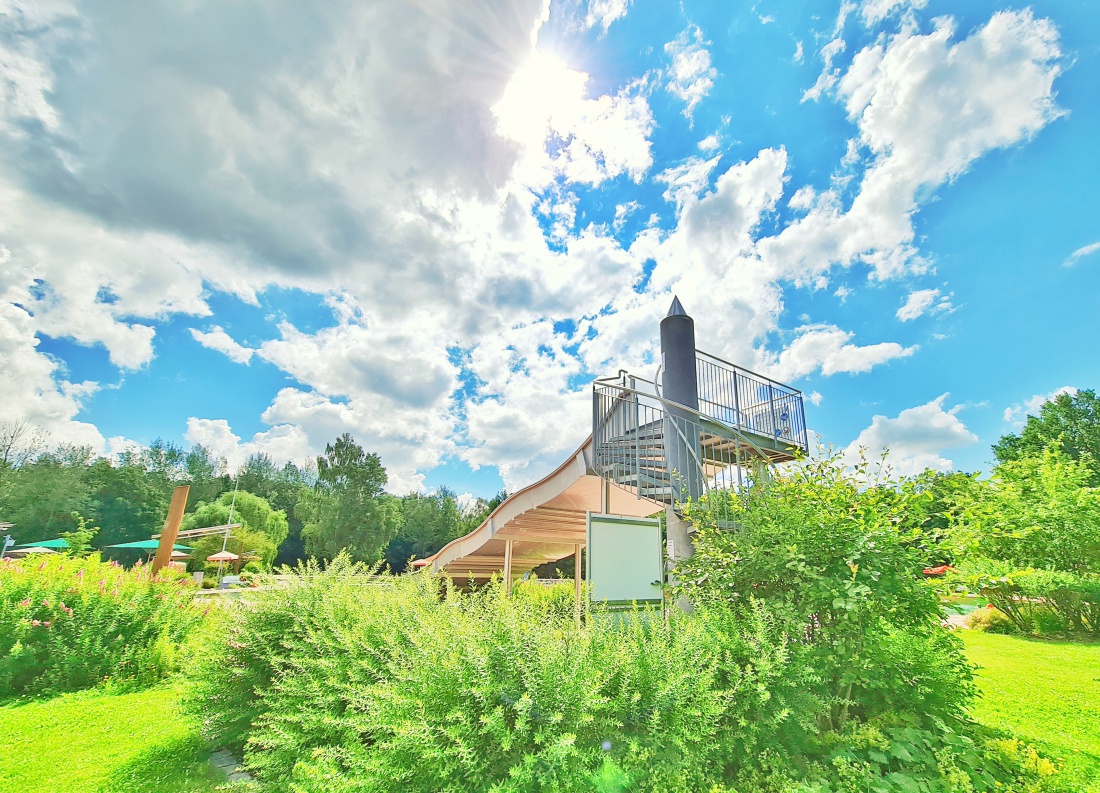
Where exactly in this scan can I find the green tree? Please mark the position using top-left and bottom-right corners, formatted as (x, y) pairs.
(1, 450), (91, 541)
(384, 489), (464, 573)
(948, 446), (1100, 573)
(184, 444), (229, 506)
(994, 389), (1100, 484)
(299, 434), (394, 562)
(85, 457), (170, 549)
(181, 491), (289, 568)
(60, 512), (100, 556)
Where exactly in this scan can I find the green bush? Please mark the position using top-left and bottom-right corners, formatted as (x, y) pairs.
(0, 554), (200, 696)
(187, 554), (1066, 793)
(187, 558), (821, 791)
(965, 606), (1017, 634)
(973, 569), (1100, 638)
(678, 452), (967, 731)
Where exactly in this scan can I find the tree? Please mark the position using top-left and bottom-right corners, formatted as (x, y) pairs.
(85, 456), (170, 549)
(384, 489), (463, 573)
(1, 452), (91, 540)
(993, 389), (1100, 484)
(181, 491), (289, 568)
(299, 434), (395, 562)
(184, 444), (230, 506)
(948, 446), (1100, 573)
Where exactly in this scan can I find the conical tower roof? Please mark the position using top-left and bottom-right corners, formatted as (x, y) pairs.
(667, 295), (687, 317)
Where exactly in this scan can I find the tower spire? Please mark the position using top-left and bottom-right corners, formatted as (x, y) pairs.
(667, 295), (687, 317)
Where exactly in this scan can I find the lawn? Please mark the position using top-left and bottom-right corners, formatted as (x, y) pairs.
(962, 630), (1100, 792)
(0, 684), (237, 793)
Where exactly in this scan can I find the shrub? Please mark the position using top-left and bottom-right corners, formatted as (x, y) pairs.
(965, 606), (1016, 634)
(187, 557), (821, 792)
(973, 569), (1100, 638)
(0, 554), (200, 696)
(677, 452), (964, 732)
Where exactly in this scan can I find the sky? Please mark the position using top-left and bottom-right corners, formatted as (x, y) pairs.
(1, 0), (1097, 499)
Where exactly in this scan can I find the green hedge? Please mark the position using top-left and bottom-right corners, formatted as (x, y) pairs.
(974, 569), (1100, 637)
(0, 554), (200, 696)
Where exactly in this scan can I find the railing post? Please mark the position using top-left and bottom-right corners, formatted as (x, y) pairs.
(768, 382), (779, 443)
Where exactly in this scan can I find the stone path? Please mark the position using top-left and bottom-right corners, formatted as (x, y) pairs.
(209, 749), (254, 785)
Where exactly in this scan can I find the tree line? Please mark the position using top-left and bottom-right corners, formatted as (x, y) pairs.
(1, 388), (1097, 574)
(0, 423), (505, 573)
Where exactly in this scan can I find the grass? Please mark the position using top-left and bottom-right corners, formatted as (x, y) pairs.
(0, 684), (237, 793)
(962, 630), (1100, 792)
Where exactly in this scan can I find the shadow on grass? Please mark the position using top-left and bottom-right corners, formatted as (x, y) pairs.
(96, 732), (245, 793)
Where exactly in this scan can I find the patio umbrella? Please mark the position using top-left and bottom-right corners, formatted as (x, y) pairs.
(6, 546), (59, 557)
(205, 550), (239, 563)
(107, 540), (193, 552)
(15, 538), (69, 549)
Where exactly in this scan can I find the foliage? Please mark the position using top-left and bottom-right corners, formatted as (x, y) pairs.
(383, 487), (465, 572)
(962, 631), (1100, 792)
(0, 684), (243, 793)
(994, 389), (1100, 485)
(182, 490), (290, 568)
(678, 451), (963, 732)
(0, 554), (200, 696)
(965, 606), (1017, 634)
(299, 433), (396, 562)
(60, 512), (100, 557)
(958, 568), (1100, 638)
(948, 447), (1100, 573)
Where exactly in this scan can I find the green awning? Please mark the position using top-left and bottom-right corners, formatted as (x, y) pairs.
(15, 538), (69, 549)
(106, 540), (193, 552)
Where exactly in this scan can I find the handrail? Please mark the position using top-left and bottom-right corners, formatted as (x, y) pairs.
(592, 379), (777, 463)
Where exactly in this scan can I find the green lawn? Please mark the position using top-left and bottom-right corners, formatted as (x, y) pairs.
(962, 630), (1100, 792)
(0, 685), (236, 793)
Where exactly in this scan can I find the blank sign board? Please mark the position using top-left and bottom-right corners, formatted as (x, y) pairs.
(586, 513), (664, 608)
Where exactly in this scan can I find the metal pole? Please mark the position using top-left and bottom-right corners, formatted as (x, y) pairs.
(504, 539), (513, 596)
(574, 543), (582, 626)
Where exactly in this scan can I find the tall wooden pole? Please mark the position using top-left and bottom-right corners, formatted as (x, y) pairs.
(152, 485), (189, 575)
(503, 539), (514, 596)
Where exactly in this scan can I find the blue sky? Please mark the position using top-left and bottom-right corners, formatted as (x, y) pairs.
(1, 0), (1097, 498)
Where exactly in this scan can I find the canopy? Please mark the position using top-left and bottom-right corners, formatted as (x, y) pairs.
(107, 540), (193, 552)
(6, 546), (59, 557)
(206, 551), (239, 562)
(15, 538), (69, 549)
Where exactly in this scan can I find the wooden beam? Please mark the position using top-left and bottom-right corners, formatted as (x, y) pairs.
(152, 485), (189, 575)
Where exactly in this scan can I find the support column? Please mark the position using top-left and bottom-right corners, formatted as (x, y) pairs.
(661, 297), (703, 504)
(573, 543), (583, 626)
(665, 506), (694, 614)
(152, 485), (189, 576)
(504, 539), (513, 596)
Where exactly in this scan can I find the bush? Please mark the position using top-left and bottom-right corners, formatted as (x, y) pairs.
(187, 554), (1066, 793)
(0, 554), (200, 696)
(678, 452), (965, 731)
(973, 569), (1100, 638)
(187, 557), (821, 792)
(965, 605), (1017, 634)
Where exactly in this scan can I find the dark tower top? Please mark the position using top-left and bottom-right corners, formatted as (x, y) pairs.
(660, 296), (699, 410)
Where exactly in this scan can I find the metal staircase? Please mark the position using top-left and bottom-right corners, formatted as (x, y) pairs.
(592, 350), (808, 516)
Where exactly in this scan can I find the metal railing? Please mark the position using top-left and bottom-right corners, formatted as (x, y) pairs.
(694, 350), (808, 453)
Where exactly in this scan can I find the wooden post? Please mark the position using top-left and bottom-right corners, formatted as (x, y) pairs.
(504, 539), (513, 596)
(574, 543), (583, 626)
(152, 485), (189, 575)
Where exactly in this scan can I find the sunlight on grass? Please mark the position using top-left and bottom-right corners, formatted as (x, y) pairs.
(962, 630), (1100, 792)
(0, 684), (230, 793)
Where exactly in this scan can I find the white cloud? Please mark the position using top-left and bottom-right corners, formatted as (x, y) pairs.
(184, 418), (314, 476)
(655, 155), (722, 210)
(697, 134), (720, 151)
(758, 325), (918, 380)
(777, 10), (1063, 282)
(861, 0), (928, 26)
(494, 51), (655, 187)
(190, 326), (255, 365)
(843, 394), (978, 477)
(1064, 241), (1100, 267)
(1003, 386), (1077, 426)
(584, 0), (631, 32)
(794, 41), (805, 64)
(665, 26), (716, 119)
(896, 288), (952, 321)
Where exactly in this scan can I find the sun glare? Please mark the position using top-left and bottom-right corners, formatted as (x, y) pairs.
(493, 50), (590, 147)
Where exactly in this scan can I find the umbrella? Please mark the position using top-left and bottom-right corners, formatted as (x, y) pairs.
(107, 540), (193, 552)
(206, 551), (239, 563)
(15, 538), (69, 549)
(6, 546), (59, 557)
